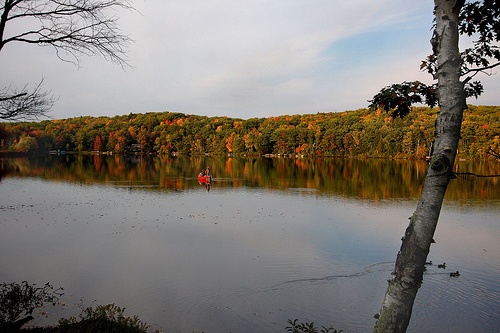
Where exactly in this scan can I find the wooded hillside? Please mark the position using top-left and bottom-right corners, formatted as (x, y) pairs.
(1, 105), (498, 159)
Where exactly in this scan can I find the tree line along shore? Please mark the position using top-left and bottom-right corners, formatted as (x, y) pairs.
(1, 105), (498, 160)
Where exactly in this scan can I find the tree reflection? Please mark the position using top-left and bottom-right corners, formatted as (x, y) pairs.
(0, 155), (498, 202)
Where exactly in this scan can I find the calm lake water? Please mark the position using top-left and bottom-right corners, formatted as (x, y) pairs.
(1, 155), (499, 333)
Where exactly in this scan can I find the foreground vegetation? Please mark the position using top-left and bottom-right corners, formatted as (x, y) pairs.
(1, 106), (498, 160)
(1, 282), (341, 333)
(0, 281), (155, 333)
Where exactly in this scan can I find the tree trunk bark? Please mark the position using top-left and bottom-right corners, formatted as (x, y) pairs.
(373, 1), (466, 332)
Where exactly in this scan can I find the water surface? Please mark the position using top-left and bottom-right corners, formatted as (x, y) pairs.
(0, 156), (498, 332)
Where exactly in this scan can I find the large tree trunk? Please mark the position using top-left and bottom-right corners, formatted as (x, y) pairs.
(373, 1), (466, 332)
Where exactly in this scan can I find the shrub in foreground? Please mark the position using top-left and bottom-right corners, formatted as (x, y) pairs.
(57, 303), (155, 333)
(286, 318), (343, 333)
(0, 281), (63, 331)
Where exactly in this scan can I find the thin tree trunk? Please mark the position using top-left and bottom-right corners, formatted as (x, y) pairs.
(373, 1), (466, 332)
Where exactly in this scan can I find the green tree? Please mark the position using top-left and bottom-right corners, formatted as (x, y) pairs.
(11, 134), (38, 153)
(230, 132), (246, 154)
(254, 129), (274, 155)
(371, 1), (500, 332)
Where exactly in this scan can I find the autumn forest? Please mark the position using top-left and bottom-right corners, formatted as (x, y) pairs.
(1, 105), (499, 160)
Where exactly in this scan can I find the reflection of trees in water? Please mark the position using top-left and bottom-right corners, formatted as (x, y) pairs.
(2, 155), (499, 202)
(0, 160), (6, 181)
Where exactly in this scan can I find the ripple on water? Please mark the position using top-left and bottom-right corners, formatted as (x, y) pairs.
(408, 267), (500, 333)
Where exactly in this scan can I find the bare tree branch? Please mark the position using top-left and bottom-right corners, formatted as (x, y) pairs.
(1, 0), (134, 67)
(0, 92), (27, 102)
(487, 148), (500, 160)
(462, 60), (500, 84)
(0, 0), (134, 120)
(0, 79), (57, 121)
(455, 172), (500, 178)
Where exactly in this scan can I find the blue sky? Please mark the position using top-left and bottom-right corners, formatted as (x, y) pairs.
(1, 0), (499, 120)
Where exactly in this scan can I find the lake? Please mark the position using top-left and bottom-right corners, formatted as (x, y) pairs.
(0, 155), (499, 332)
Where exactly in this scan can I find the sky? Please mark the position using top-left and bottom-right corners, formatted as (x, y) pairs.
(1, 0), (500, 120)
